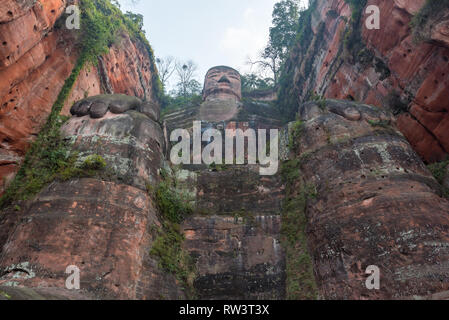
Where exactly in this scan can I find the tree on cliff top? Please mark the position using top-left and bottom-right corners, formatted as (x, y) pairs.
(241, 73), (274, 93)
(156, 56), (176, 90)
(124, 11), (144, 32)
(250, 0), (304, 85)
(270, 0), (304, 62)
(174, 60), (201, 98)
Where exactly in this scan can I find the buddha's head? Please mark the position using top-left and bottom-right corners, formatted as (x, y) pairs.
(203, 66), (242, 101)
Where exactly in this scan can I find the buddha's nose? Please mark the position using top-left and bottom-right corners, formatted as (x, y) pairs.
(218, 75), (231, 84)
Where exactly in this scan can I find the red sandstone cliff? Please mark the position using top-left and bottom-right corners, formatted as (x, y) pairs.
(0, 0), (159, 194)
(282, 0), (449, 163)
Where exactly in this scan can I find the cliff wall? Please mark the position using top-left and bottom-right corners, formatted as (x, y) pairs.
(280, 0), (449, 163)
(0, 0), (160, 195)
(286, 99), (449, 299)
(0, 96), (184, 300)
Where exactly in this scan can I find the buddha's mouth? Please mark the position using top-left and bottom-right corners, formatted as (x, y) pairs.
(204, 86), (240, 100)
(217, 82), (231, 89)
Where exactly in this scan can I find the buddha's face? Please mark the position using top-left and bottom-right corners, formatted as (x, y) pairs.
(203, 66), (242, 101)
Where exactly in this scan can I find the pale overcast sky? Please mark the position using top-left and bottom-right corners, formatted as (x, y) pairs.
(118, 0), (307, 89)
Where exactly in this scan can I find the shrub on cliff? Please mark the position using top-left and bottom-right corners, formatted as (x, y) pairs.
(428, 159), (449, 198)
(149, 168), (196, 296)
(0, 0), (163, 209)
(343, 0), (368, 61)
(155, 181), (193, 224)
(280, 160), (318, 300)
(411, 0), (449, 42)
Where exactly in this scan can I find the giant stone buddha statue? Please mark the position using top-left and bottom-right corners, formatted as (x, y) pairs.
(202, 66), (242, 102)
(199, 66), (242, 122)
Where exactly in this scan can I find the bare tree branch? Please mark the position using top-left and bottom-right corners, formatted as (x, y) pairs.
(156, 56), (176, 90)
(175, 60), (198, 97)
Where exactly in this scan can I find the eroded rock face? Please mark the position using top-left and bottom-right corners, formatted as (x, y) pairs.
(283, 0), (449, 163)
(203, 66), (242, 102)
(0, 95), (183, 300)
(175, 162), (286, 300)
(161, 67), (286, 299)
(0, 2), (160, 195)
(194, 165), (284, 216)
(183, 216), (285, 300)
(290, 100), (449, 299)
(0, 285), (94, 300)
(0, 179), (183, 300)
(163, 99), (283, 134)
(62, 111), (164, 189)
(179, 163), (286, 300)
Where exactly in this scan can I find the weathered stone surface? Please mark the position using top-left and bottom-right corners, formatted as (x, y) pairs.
(71, 94), (142, 117)
(243, 89), (277, 102)
(89, 102), (109, 119)
(163, 99), (283, 133)
(0, 179), (184, 300)
(0, 286), (94, 300)
(203, 66), (242, 102)
(182, 215), (285, 300)
(199, 100), (240, 122)
(192, 165), (284, 216)
(71, 94), (160, 122)
(0, 0), (66, 68)
(396, 113), (447, 163)
(0, 88), (182, 300)
(0, 0), (36, 24)
(290, 100), (449, 299)
(163, 68), (286, 300)
(62, 106), (165, 189)
(0, 4), (160, 195)
(137, 101), (160, 122)
(283, 0), (449, 162)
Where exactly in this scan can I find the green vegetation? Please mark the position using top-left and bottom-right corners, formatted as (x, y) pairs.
(428, 159), (449, 198)
(153, 167), (193, 224)
(280, 160), (318, 300)
(81, 154), (107, 170)
(277, 0), (318, 121)
(385, 90), (409, 115)
(161, 94), (202, 115)
(310, 92), (327, 110)
(428, 160), (449, 185)
(149, 168), (196, 297)
(232, 209), (256, 225)
(0, 115), (108, 209)
(155, 180), (193, 224)
(411, 0), (449, 42)
(255, 0), (303, 85)
(0, 0), (161, 209)
(241, 73), (274, 93)
(289, 120), (304, 152)
(343, 0), (368, 60)
(0, 290), (11, 300)
(367, 119), (391, 128)
(157, 58), (202, 113)
(209, 162), (228, 172)
(150, 221), (196, 296)
(79, 0), (162, 100)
